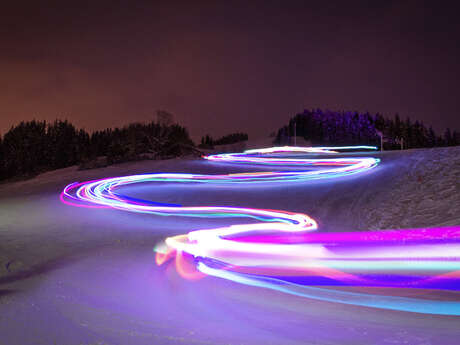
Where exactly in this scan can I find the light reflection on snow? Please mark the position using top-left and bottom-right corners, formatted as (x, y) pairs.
(61, 146), (460, 315)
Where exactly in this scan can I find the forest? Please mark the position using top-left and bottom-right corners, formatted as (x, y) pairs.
(0, 120), (251, 182)
(0, 110), (458, 182)
(275, 109), (460, 149)
(0, 120), (195, 181)
(199, 132), (248, 149)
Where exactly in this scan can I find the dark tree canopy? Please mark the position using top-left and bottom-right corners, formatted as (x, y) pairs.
(275, 109), (459, 150)
(0, 119), (195, 181)
(199, 132), (248, 149)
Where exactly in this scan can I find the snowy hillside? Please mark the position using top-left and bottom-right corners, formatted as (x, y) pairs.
(0, 146), (459, 345)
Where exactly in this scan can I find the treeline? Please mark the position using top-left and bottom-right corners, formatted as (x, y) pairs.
(0, 119), (195, 181)
(199, 132), (248, 149)
(275, 109), (460, 149)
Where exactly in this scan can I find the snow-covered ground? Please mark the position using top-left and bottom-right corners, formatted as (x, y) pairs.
(0, 146), (459, 344)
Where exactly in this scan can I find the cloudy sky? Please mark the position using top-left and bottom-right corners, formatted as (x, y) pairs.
(1, 0), (459, 140)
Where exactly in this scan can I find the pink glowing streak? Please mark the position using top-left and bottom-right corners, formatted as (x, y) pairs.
(60, 146), (460, 314)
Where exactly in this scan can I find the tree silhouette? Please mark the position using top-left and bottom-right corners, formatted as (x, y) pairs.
(0, 119), (195, 181)
(275, 109), (459, 149)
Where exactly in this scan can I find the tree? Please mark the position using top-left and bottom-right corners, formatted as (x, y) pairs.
(46, 120), (80, 169)
(427, 126), (436, 147)
(444, 128), (453, 146)
(453, 130), (460, 146)
(2, 120), (47, 177)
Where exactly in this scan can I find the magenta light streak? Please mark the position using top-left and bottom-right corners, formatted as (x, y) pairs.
(61, 146), (460, 315)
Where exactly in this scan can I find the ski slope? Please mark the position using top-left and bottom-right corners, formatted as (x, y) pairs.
(0, 146), (459, 344)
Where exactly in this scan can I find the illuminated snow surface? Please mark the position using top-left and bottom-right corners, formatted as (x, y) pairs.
(0, 146), (459, 345)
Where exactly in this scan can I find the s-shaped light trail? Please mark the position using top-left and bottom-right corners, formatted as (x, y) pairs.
(61, 146), (460, 315)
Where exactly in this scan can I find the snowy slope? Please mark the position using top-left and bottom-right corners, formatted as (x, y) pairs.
(0, 146), (459, 345)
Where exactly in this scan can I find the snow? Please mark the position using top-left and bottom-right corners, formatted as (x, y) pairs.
(0, 146), (459, 344)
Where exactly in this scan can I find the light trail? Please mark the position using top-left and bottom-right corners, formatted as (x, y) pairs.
(61, 146), (460, 315)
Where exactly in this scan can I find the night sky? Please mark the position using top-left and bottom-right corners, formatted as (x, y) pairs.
(1, 0), (459, 140)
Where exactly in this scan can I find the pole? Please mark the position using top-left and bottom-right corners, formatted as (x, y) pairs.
(376, 130), (383, 151)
